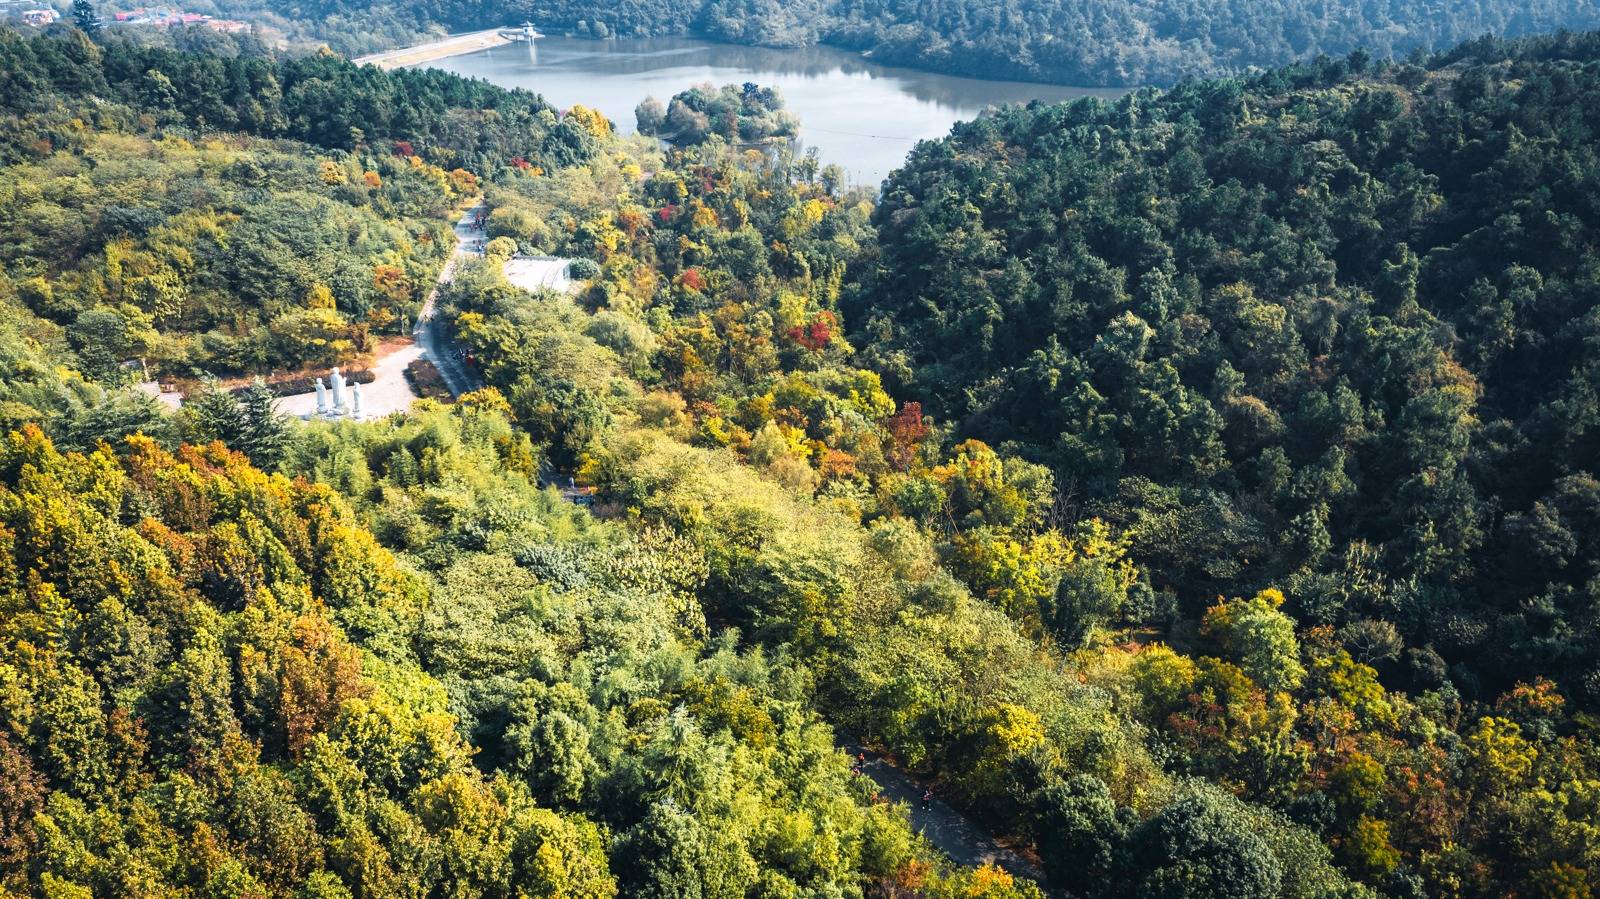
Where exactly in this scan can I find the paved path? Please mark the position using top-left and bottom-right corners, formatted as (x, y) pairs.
(414, 202), (486, 397)
(275, 342), (422, 420)
(843, 741), (1053, 890)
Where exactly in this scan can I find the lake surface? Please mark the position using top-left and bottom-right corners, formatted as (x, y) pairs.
(421, 35), (1125, 186)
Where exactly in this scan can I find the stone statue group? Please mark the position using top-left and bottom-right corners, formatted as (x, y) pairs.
(312, 367), (364, 420)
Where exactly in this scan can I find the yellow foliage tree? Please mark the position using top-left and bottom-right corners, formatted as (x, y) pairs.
(566, 105), (612, 138)
(305, 283), (336, 310)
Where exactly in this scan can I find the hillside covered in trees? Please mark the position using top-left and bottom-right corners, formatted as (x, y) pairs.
(844, 30), (1600, 891)
(453, 43), (1600, 894)
(9, 14), (1600, 899)
(0, 27), (597, 381)
(214, 0), (1600, 85)
(851, 31), (1600, 691)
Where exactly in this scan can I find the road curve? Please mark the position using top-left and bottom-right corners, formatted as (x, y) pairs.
(842, 741), (1054, 891)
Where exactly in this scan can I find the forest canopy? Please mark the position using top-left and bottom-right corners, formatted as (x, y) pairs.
(850, 32), (1600, 704)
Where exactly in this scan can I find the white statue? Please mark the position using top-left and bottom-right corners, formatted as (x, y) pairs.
(314, 377), (328, 416)
(351, 381), (364, 419)
(330, 367), (347, 413)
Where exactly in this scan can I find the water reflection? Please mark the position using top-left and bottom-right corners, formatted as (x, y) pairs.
(425, 35), (1126, 184)
(531, 37), (881, 81)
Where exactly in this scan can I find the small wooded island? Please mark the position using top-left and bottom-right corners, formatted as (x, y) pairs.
(635, 81), (800, 147)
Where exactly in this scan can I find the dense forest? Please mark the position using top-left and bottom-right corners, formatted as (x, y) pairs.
(851, 31), (1600, 697)
(0, 411), (1044, 896)
(0, 29), (596, 164)
(209, 0), (1600, 84)
(9, 14), (1600, 899)
(455, 37), (1600, 894)
(433, 138), (1369, 899)
(842, 29), (1600, 892)
(0, 25), (1023, 898)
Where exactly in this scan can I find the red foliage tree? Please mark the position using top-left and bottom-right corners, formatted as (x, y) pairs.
(0, 732), (45, 865)
(886, 401), (930, 471)
(787, 311), (835, 352)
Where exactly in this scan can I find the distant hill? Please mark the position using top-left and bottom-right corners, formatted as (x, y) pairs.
(223, 0), (1600, 85)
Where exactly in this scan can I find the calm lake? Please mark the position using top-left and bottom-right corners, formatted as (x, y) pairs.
(420, 35), (1125, 185)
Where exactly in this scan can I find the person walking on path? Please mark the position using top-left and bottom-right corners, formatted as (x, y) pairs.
(922, 788), (934, 811)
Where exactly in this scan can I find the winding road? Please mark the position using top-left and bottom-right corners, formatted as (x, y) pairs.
(414, 201), (487, 397)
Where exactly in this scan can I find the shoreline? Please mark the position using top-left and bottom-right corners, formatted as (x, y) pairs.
(353, 29), (510, 69)
(357, 30), (1135, 92)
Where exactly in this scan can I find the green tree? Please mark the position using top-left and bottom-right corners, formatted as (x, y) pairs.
(1030, 774), (1128, 895)
(1044, 521), (1141, 647)
(69, 307), (156, 385)
(612, 801), (754, 899)
(72, 0), (102, 36)
(1202, 589), (1305, 693)
(1122, 793), (1283, 899)
(236, 378), (292, 470)
(635, 96), (667, 135)
(184, 376), (247, 448)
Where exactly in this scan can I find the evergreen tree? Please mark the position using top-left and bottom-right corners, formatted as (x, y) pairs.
(236, 379), (291, 470)
(71, 0), (102, 37)
(1123, 793), (1283, 898)
(183, 376), (245, 449)
(1030, 775), (1129, 895)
